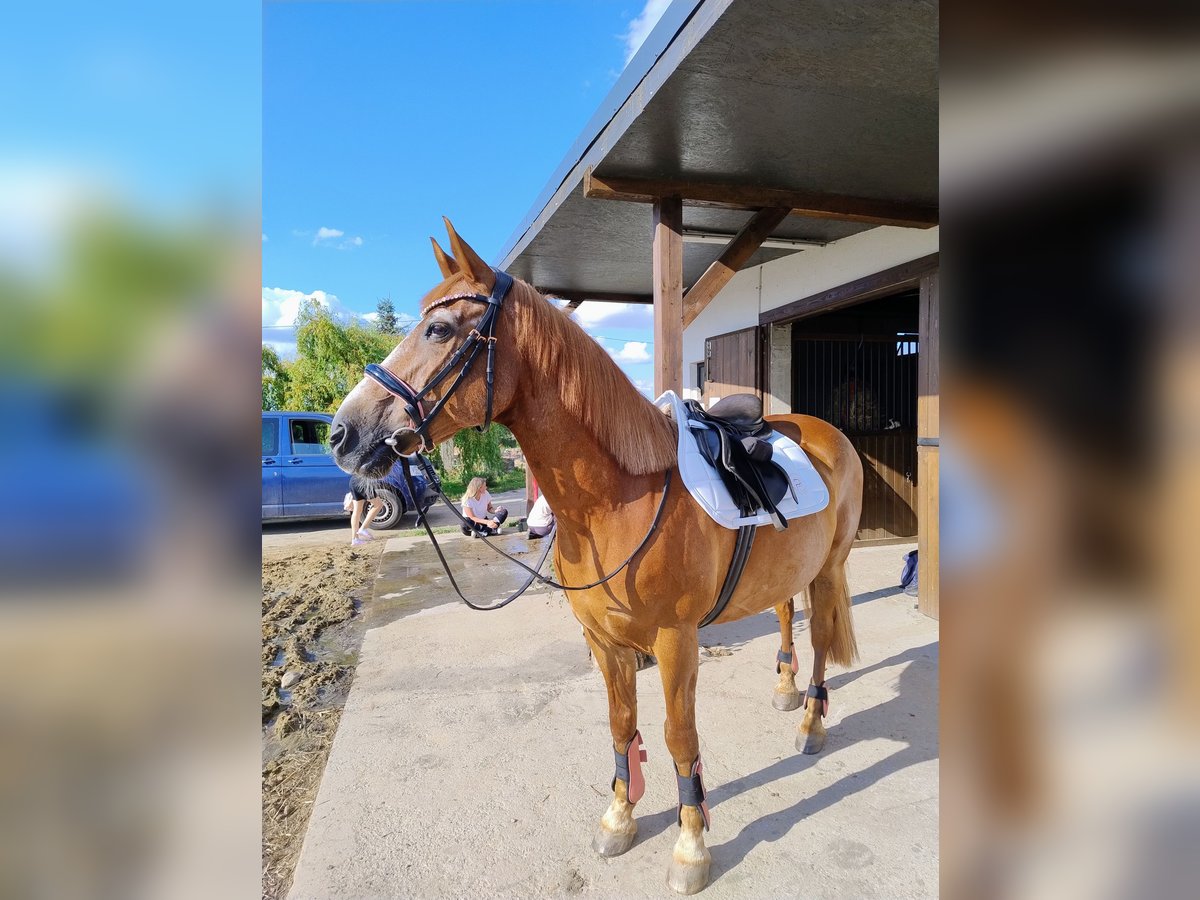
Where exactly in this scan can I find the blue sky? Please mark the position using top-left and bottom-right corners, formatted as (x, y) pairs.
(263, 0), (668, 393)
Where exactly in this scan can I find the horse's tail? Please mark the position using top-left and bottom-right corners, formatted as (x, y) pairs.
(828, 563), (859, 666)
(799, 561), (859, 666)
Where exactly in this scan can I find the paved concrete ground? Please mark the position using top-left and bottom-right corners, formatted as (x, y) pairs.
(261, 489), (528, 552)
(289, 537), (937, 899)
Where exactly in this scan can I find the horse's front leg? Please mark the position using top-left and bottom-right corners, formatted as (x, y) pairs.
(583, 631), (643, 858)
(654, 625), (711, 895)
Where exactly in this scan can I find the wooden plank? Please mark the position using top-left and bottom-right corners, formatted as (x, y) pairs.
(917, 268), (939, 619)
(918, 272), (940, 439)
(543, 289), (653, 304)
(682, 207), (790, 328)
(584, 167), (938, 229)
(917, 446), (939, 619)
(652, 196), (684, 396)
(702, 326), (761, 405)
(760, 253), (939, 325)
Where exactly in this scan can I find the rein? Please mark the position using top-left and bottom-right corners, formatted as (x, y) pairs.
(397, 454), (672, 612)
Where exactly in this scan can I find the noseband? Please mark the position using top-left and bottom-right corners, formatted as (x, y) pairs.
(364, 269), (513, 451)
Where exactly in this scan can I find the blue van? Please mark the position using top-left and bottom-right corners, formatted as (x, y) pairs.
(262, 412), (428, 529)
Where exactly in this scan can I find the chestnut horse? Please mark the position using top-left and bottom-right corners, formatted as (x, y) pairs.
(330, 220), (863, 894)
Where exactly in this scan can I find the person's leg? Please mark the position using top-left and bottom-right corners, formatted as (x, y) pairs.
(350, 499), (365, 542)
(529, 524), (551, 538)
(359, 497), (385, 534)
(492, 506), (509, 527)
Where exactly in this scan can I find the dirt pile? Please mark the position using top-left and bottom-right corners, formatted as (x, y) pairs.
(261, 541), (380, 900)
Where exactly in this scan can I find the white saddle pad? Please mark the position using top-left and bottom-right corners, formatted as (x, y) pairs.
(656, 391), (830, 530)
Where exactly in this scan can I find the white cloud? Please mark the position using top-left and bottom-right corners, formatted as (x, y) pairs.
(262, 286), (344, 327)
(622, 0), (671, 64)
(261, 233), (267, 242)
(262, 288), (417, 355)
(610, 341), (651, 363)
(306, 227), (363, 249)
(312, 226), (344, 245)
(570, 300), (653, 332)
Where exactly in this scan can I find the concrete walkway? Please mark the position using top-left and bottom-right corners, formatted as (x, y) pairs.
(289, 538), (938, 899)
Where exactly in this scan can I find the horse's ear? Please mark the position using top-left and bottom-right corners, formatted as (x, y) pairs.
(430, 237), (459, 278)
(443, 217), (495, 293)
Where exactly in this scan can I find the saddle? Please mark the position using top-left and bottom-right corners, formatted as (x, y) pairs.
(683, 395), (796, 531)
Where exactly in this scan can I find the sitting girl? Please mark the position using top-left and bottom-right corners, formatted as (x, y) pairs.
(460, 477), (508, 537)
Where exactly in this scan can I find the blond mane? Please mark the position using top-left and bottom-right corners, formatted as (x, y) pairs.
(505, 280), (677, 475)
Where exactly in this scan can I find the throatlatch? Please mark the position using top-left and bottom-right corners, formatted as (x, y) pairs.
(676, 755), (711, 831)
(776, 648), (800, 675)
(805, 681), (830, 717)
(612, 731), (647, 803)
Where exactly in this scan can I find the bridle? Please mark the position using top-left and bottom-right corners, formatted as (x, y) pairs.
(365, 268), (513, 452)
(362, 266), (672, 612)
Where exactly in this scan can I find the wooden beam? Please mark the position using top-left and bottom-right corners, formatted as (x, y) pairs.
(652, 196), (683, 396)
(543, 289), (653, 304)
(682, 207), (789, 329)
(917, 271), (939, 619)
(759, 253), (939, 325)
(584, 167), (938, 229)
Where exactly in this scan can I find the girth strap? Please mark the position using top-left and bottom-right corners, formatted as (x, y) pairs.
(699, 524), (755, 628)
(676, 755), (710, 831)
(805, 682), (830, 717)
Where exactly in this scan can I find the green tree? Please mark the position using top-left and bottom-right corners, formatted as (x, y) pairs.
(281, 300), (403, 412)
(262, 345), (290, 410)
(375, 296), (398, 334)
(453, 424), (511, 480)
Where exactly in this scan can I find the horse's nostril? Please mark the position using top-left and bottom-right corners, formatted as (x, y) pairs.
(329, 422), (349, 454)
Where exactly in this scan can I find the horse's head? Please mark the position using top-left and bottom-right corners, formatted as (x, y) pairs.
(329, 218), (521, 476)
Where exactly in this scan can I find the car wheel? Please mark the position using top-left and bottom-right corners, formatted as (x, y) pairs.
(370, 487), (406, 530)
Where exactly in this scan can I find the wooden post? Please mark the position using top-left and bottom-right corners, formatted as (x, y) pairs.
(917, 271), (940, 619)
(652, 196), (684, 396)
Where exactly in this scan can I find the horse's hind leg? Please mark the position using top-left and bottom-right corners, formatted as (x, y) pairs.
(584, 630), (642, 858)
(654, 625), (711, 895)
(797, 561), (858, 754)
(772, 599), (803, 710)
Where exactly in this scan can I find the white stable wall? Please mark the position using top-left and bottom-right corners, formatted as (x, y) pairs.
(682, 225), (940, 397)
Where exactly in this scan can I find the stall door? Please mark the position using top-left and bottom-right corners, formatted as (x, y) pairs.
(703, 327), (761, 408)
(792, 334), (919, 543)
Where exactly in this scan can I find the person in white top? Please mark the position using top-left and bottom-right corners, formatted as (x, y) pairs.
(526, 493), (555, 538)
(460, 477), (509, 537)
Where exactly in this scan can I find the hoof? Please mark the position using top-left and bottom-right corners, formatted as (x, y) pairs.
(772, 689), (802, 711)
(796, 728), (826, 755)
(667, 857), (711, 895)
(592, 824), (637, 858)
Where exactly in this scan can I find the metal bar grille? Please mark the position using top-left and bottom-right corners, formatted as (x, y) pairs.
(792, 335), (919, 542)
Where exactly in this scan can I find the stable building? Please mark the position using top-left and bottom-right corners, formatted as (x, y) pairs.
(497, 0), (939, 616)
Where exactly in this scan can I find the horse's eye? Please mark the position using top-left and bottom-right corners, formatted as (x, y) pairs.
(425, 322), (451, 341)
